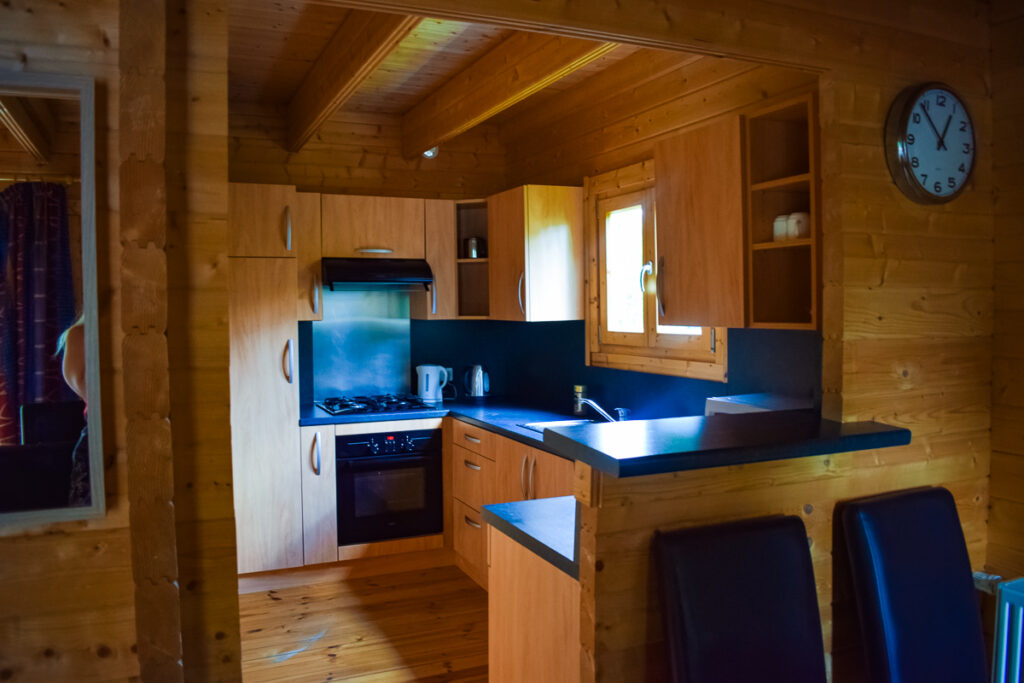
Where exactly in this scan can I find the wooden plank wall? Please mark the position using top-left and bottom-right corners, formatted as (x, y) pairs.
(229, 103), (508, 199)
(164, 0), (243, 679)
(0, 2), (141, 682)
(988, 0), (1024, 578)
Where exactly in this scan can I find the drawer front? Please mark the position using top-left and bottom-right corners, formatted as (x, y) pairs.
(453, 498), (488, 587)
(452, 444), (494, 511)
(452, 419), (493, 456)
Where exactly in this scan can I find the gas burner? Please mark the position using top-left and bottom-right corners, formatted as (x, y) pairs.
(316, 394), (433, 416)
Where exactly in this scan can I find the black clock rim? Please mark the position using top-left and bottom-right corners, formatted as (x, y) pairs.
(883, 81), (976, 205)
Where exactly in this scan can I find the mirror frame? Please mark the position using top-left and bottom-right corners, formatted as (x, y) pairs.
(0, 71), (104, 526)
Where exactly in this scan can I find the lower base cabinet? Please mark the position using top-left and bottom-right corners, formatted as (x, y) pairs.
(449, 417), (574, 590)
(300, 425), (337, 565)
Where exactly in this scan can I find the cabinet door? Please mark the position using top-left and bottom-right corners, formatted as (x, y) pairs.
(300, 425), (337, 565)
(654, 116), (745, 327)
(229, 257), (302, 573)
(294, 191), (323, 321)
(487, 186), (527, 322)
(229, 183), (299, 258)
(411, 199), (457, 319)
(524, 185), (584, 322)
(321, 194), (425, 259)
(529, 447), (575, 500)
(493, 435), (530, 503)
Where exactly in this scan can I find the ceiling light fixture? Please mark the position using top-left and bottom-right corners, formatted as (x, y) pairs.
(422, 146), (439, 159)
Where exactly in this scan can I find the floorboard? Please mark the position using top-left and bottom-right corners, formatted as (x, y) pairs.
(239, 563), (488, 682)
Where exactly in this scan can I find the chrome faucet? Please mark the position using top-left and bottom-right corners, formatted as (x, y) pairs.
(573, 385), (628, 422)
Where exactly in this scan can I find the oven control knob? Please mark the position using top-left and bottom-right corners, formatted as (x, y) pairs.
(368, 439), (380, 455)
(402, 436), (415, 452)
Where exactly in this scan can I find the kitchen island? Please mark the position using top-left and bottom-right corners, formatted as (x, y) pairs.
(480, 411), (911, 682)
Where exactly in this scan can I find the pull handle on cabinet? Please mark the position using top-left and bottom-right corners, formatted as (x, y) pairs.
(528, 456), (537, 500)
(520, 455), (528, 498)
(463, 434), (481, 445)
(356, 247), (394, 254)
(517, 271), (525, 316)
(656, 256), (666, 317)
(312, 278), (320, 316)
(464, 515), (482, 530)
(463, 459), (481, 471)
(311, 431), (321, 476)
(285, 205), (293, 252)
(283, 338), (294, 384)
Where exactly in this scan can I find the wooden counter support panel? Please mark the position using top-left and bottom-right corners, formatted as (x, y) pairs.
(287, 11), (420, 152)
(401, 30), (617, 158)
(489, 527), (580, 683)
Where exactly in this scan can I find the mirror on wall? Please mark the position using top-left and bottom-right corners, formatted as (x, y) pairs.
(0, 72), (104, 526)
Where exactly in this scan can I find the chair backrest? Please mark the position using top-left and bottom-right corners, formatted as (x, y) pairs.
(654, 515), (827, 683)
(841, 486), (988, 683)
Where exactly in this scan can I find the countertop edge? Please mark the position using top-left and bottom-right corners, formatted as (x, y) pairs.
(481, 498), (579, 580)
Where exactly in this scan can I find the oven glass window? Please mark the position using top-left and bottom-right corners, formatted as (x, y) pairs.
(352, 467), (426, 518)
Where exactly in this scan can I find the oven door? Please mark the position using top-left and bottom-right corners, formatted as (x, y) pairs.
(336, 452), (442, 545)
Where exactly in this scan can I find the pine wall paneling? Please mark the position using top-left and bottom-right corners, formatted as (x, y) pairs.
(0, 1), (139, 681)
(989, 1), (1024, 578)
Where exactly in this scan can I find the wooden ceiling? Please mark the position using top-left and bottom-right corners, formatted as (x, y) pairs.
(228, 0), (653, 157)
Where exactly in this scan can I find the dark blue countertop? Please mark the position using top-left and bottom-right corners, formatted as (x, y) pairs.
(541, 409), (912, 478)
(481, 496), (579, 579)
(299, 401), (583, 456)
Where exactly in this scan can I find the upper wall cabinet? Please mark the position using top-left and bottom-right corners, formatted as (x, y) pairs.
(411, 199), (458, 320)
(229, 183), (314, 258)
(321, 194), (426, 259)
(487, 185), (584, 322)
(654, 116), (745, 328)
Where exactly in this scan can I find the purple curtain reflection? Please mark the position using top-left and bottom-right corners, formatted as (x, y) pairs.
(0, 182), (75, 445)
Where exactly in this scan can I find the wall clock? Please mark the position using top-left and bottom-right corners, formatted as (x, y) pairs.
(884, 82), (975, 204)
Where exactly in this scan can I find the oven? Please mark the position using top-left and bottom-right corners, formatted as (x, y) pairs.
(335, 428), (443, 545)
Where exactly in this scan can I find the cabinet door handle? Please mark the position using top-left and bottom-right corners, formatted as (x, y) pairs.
(656, 256), (666, 317)
(464, 515), (482, 530)
(463, 459), (481, 471)
(356, 247), (394, 254)
(639, 260), (653, 293)
(528, 456), (537, 500)
(311, 431), (321, 476)
(431, 283), (437, 316)
(520, 454), (527, 498)
(283, 338), (294, 384)
(312, 277), (320, 316)
(517, 271), (525, 316)
(285, 205), (293, 251)
(463, 434), (481, 445)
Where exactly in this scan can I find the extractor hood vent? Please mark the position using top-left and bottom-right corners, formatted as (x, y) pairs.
(321, 257), (434, 291)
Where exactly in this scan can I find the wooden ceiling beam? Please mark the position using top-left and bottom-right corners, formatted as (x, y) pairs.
(287, 10), (420, 152)
(0, 96), (52, 162)
(401, 32), (616, 159)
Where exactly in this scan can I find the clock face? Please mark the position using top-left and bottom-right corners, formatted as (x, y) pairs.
(885, 84), (976, 204)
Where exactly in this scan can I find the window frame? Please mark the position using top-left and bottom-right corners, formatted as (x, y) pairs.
(585, 160), (727, 382)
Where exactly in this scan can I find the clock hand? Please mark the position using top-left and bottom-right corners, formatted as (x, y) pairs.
(937, 115), (952, 151)
(920, 104), (943, 146)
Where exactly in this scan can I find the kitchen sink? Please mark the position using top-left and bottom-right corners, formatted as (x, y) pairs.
(518, 419), (596, 434)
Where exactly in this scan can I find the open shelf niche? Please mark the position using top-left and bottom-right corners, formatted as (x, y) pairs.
(744, 93), (820, 329)
(456, 200), (489, 317)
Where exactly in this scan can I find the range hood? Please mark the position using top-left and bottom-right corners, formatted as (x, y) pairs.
(322, 257), (434, 291)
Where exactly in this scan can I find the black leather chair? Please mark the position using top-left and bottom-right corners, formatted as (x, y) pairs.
(654, 515), (828, 683)
(840, 486), (988, 683)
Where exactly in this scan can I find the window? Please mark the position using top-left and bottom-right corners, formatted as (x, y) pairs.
(585, 162), (726, 381)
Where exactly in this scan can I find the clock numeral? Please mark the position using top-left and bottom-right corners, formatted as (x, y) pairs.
(962, 143), (971, 154)
(911, 156), (920, 168)
(948, 177), (956, 189)
(936, 94), (947, 107)
(912, 112), (921, 124)
(959, 163), (966, 173)
(907, 133), (916, 145)
(959, 120), (967, 132)
(921, 100), (930, 112)
(920, 173), (928, 184)
(934, 181), (943, 194)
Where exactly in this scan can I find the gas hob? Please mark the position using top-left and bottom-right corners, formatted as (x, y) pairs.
(315, 394), (435, 416)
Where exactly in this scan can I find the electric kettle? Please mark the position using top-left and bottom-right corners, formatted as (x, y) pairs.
(464, 365), (490, 398)
(416, 365), (448, 404)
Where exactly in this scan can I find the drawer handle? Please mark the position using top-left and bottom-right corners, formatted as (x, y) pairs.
(463, 434), (481, 444)
(463, 459), (481, 471)
(464, 515), (482, 529)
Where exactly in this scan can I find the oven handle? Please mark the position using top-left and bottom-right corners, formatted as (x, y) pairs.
(338, 454), (436, 471)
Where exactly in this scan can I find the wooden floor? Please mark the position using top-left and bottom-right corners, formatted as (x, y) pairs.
(238, 558), (488, 682)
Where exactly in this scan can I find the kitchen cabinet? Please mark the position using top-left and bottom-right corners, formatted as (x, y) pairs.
(654, 116), (746, 328)
(320, 193), (426, 259)
(229, 257), (302, 574)
(228, 182), (322, 320)
(487, 185), (584, 322)
(410, 199), (458, 319)
(448, 417), (575, 589)
(300, 425), (337, 565)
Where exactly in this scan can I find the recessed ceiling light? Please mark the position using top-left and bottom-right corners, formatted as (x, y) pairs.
(422, 146), (439, 159)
